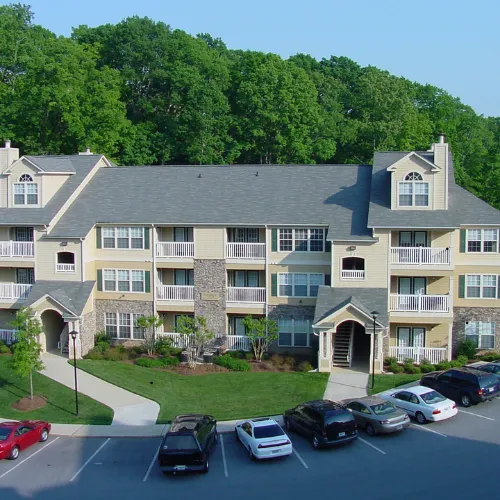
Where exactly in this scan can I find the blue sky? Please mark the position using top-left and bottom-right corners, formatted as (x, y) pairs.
(3, 0), (498, 116)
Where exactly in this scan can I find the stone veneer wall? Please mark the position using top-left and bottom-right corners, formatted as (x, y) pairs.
(79, 309), (96, 356)
(194, 260), (226, 339)
(453, 307), (500, 356)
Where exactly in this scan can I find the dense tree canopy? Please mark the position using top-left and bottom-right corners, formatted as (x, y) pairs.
(1, 3), (499, 206)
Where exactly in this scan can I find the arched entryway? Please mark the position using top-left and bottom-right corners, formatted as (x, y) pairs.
(41, 310), (65, 353)
(332, 320), (371, 370)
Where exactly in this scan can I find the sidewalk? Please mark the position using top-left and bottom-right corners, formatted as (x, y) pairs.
(323, 366), (369, 400)
(40, 353), (160, 426)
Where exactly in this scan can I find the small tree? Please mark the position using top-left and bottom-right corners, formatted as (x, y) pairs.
(241, 315), (279, 362)
(9, 307), (44, 400)
(136, 315), (163, 356)
(175, 315), (214, 369)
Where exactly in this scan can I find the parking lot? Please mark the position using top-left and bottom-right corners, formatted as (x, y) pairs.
(1, 398), (500, 500)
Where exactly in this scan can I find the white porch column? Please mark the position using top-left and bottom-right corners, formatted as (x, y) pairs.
(68, 320), (82, 360)
(447, 323), (453, 361)
(317, 329), (333, 372)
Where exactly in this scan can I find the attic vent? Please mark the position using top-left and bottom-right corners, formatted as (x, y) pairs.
(78, 147), (93, 156)
(198, 173), (202, 178)
(255, 171), (259, 176)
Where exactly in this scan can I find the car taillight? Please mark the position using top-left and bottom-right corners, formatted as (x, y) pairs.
(477, 389), (484, 395)
(321, 429), (327, 437)
(452, 404), (456, 409)
(403, 414), (409, 420)
(432, 409), (441, 415)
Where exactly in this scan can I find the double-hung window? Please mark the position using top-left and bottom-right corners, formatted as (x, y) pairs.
(102, 227), (145, 249)
(278, 228), (325, 252)
(105, 312), (145, 339)
(465, 275), (497, 299)
(465, 321), (495, 349)
(13, 174), (38, 205)
(397, 327), (425, 348)
(103, 269), (145, 292)
(466, 229), (498, 253)
(398, 172), (429, 207)
(278, 273), (324, 297)
(278, 318), (312, 347)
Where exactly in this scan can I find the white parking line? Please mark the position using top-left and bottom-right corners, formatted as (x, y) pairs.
(292, 448), (308, 469)
(358, 437), (386, 455)
(411, 424), (447, 438)
(0, 437), (60, 480)
(220, 434), (228, 477)
(143, 443), (161, 482)
(69, 438), (110, 482)
(458, 410), (495, 421)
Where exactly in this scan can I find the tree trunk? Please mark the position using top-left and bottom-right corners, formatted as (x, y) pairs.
(29, 371), (33, 400)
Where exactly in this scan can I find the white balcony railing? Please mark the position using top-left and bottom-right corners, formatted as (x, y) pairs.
(0, 241), (34, 258)
(226, 335), (251, 351)
(227, 287), (266, 303)
(156, 332), (194, 349)
(389, 294), (450, 313)
(156, 242), (194, 258)
(0, 283), (32, 300)
(156, 285), (194, 301)
(56, 263), (75, 273)
(390, 247), (451, 265)
(226, 243), (266, 259)
(0, 329), (16, 345)
(389, 346), (448, 365)
(341, 270), (365, 280)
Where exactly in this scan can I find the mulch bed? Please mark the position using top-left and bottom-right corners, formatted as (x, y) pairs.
(11, 395), (47, 411)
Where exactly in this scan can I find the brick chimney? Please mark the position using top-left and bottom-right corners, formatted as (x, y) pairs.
(0, 140), (20, 172)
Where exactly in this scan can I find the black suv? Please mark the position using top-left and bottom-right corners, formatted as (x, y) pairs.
(283, 400), (357, 449)
(420, 367), (500, 407)
(157, 414), (217, 474)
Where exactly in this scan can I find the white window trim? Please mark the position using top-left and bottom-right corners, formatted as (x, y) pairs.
(465, 229), (499, 254)
(397, 180), (430, 208)
(396, 327), (426, 348)
(277, 272), (324, 297)
(465, 321), (496, 349)
(103, 269), (146, 293)
(13, 181), (39, 206)
(101, 227), (145, 250)
(277, 228), (326, 253)
(278, 318), (313, 348)
(104, 312), (145, 340)
(465, 274), (498, 300)
(54, 251), (76, 274)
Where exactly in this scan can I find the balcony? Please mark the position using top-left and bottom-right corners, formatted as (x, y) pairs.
(0, 329), (16, 344)
(389, 294), (451, 314)
(156, 242), (194, 258)
(0, 241), (34, 258)
(226, 243), (266, 260)
(226, 335), (251, 351)
(227, 287), (266, 303)
(390, 247), (451, 266)
(56, 263), (75, 273)
(389, 346), (448, 364)
(0, 283), (32, 301)
(156, 285), (194, 301)
(341, 270), (365, 280)
(156, 332), (194, 348)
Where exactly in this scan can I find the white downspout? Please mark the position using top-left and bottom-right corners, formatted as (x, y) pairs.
(265, 225), (269, 321)
(80, 238), (85, 281)
(152, 224), (157, 318)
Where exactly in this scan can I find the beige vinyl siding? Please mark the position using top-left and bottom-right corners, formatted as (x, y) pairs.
(433, 169), (446, 210)
(226, 305), (266, 315)
(331, 307), (370, 327)
(0, 175), (6, 207)
(389, 322), (449, 348)
(82, 289), (95, 315)
(390, 276), (450, 294)
(226, 262), (265, 270)
(0, 227), (9, 240)
(454, 227), (500, 266)
(194, 227), (225, 259)
(0, 309), (16, 328)
(83, 226), (96, 280)
(0, 268), (16, 282)
(6, 161), (40, 208)
(454, 265), (500, 307)
(333, 231), (389, 289)
(35, 239), (81, 281)
(157, 303), (194, 313)
(42, 174), (71, 206)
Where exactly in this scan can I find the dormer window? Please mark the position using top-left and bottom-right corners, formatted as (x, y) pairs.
(14, 174), (38, 205)
(398, 172), (429, 207)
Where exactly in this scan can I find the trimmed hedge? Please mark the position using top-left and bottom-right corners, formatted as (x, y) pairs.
(135, 356), (180, 368)
(213, 354), (250, 372)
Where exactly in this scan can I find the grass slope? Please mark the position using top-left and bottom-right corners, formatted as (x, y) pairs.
(0, 356), (113, 424)
(77, 360), (329, 423)
(368, 373), (422, 395)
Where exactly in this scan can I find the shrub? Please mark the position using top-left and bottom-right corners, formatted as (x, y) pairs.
(154, 337), (172, 354)
(384, 356), (398, 365)
(93, 341), (110, 353)
(227, 350), (244, 359)
(115, 344), (126, 354)
(213, 355), (250, 372)
(135, 357), (164, 368)
(450, 360), (462, 367)
(131, 345), (145, 355)
(458, 339), (477, 360)
(435, 361), (452, 371)
(402, 357), (416, 365)
(83, 351), (104, 360)
(0, 343), (11, 354)
(296, 361), (313, 372)
(282, 356), (296, 371)
(161, 356), (180, 367)
(269, 354), (284, 367)
(419, 363), (436, 373)
(387, 363), (404, 374)
(103, 349), (126, 361)
(478, 353), (500, 362)
(95, 331), (111, 344)
(454, 355), (469, 366)
(404, 364), (421, 374)
(244, 352), (254, 361)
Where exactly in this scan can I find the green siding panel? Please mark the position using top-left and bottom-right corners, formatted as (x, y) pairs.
(145, 271), (151, 293)
(271, 229), (278, 252)
(144, 227), (150, 250)
(460, 229), (466, 253)
(271, 274), (277, 296)
(459, 275), (465, 298)
(96, 227), (102, 249)
(97, 269), (103, 291)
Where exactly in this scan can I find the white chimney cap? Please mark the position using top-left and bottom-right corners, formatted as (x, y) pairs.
(438, 133), (446, 144)
(78, 147), (93, 155)
(4, 140), (11, 148)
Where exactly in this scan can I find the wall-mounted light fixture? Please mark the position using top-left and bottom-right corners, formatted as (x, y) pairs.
(60, 242), (68, 247)
(347, 246), (356, 252)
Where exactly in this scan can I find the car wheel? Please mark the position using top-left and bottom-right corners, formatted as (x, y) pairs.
(202, 459), (209, 473)
(415, 412), (427, 425)
(311, 434), (320, 449)
(235, 429), (240, 442)
(460, 394), (472, 407)
(365, 423), (376, 436)
(8, 446), (19, 460)
(40, 429), (49, 442)
(248, 447), (256, 460)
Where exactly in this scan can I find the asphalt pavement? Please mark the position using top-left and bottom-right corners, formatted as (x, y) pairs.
(1, 398), (500, 500)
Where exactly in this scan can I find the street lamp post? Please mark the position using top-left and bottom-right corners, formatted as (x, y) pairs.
(370, 311), (379, 390)
(70, 330), (79, 416)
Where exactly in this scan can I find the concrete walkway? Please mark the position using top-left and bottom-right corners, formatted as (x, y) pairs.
(40, 353), (160, 426)
(323, 366), (369, 401)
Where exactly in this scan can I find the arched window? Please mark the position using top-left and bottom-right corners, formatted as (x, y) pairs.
(399, 172), (429, 207)
(14, 174), (38, 205)
(341, 257), (365, 280)
(56, 252), (75, 272)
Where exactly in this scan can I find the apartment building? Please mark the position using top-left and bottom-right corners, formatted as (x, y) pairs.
(0, 136), (498, 373)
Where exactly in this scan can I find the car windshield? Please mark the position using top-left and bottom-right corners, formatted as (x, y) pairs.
(370, 402), (396, 415)
(253, 424), (284, 439)
(420, 391), (446, 404)
(163, 435), (198, 451)
(0, 428), (11, 441)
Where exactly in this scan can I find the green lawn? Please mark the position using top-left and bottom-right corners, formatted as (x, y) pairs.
(368, 373), (423, 395)
(76, 360), (329, 423)
(0, 356), (113, 424)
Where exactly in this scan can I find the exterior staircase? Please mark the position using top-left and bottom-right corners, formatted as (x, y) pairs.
(333, 323), (352, 367)
(58, 325), (70, 356)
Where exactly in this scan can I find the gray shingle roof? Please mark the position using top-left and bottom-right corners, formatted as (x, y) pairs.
(24, 280), (95, 316)
(50, 164), (375, 239)
(0, 155), (101, 226)
(314, 286), (389, 327)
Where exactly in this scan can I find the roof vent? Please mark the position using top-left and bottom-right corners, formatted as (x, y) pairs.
(78, 147), (93, 155)
(4, 140), (11, 148)
(438, 133), (446, 144)
(198, 173), (202, 178)
(255, 171), (259, 176)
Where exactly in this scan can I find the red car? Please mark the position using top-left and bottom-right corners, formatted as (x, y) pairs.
(0, 421), (51, 460)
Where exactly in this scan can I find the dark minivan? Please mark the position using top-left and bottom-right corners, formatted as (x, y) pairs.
(420, 367), (500, 407)
(283, 400), (357, 449)
(158, 414), (217, 474)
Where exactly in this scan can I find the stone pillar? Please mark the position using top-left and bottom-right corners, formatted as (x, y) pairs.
(194, 259), (226, 338)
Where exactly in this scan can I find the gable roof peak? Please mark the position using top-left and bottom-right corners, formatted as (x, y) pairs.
(386, 151), (440, 172)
